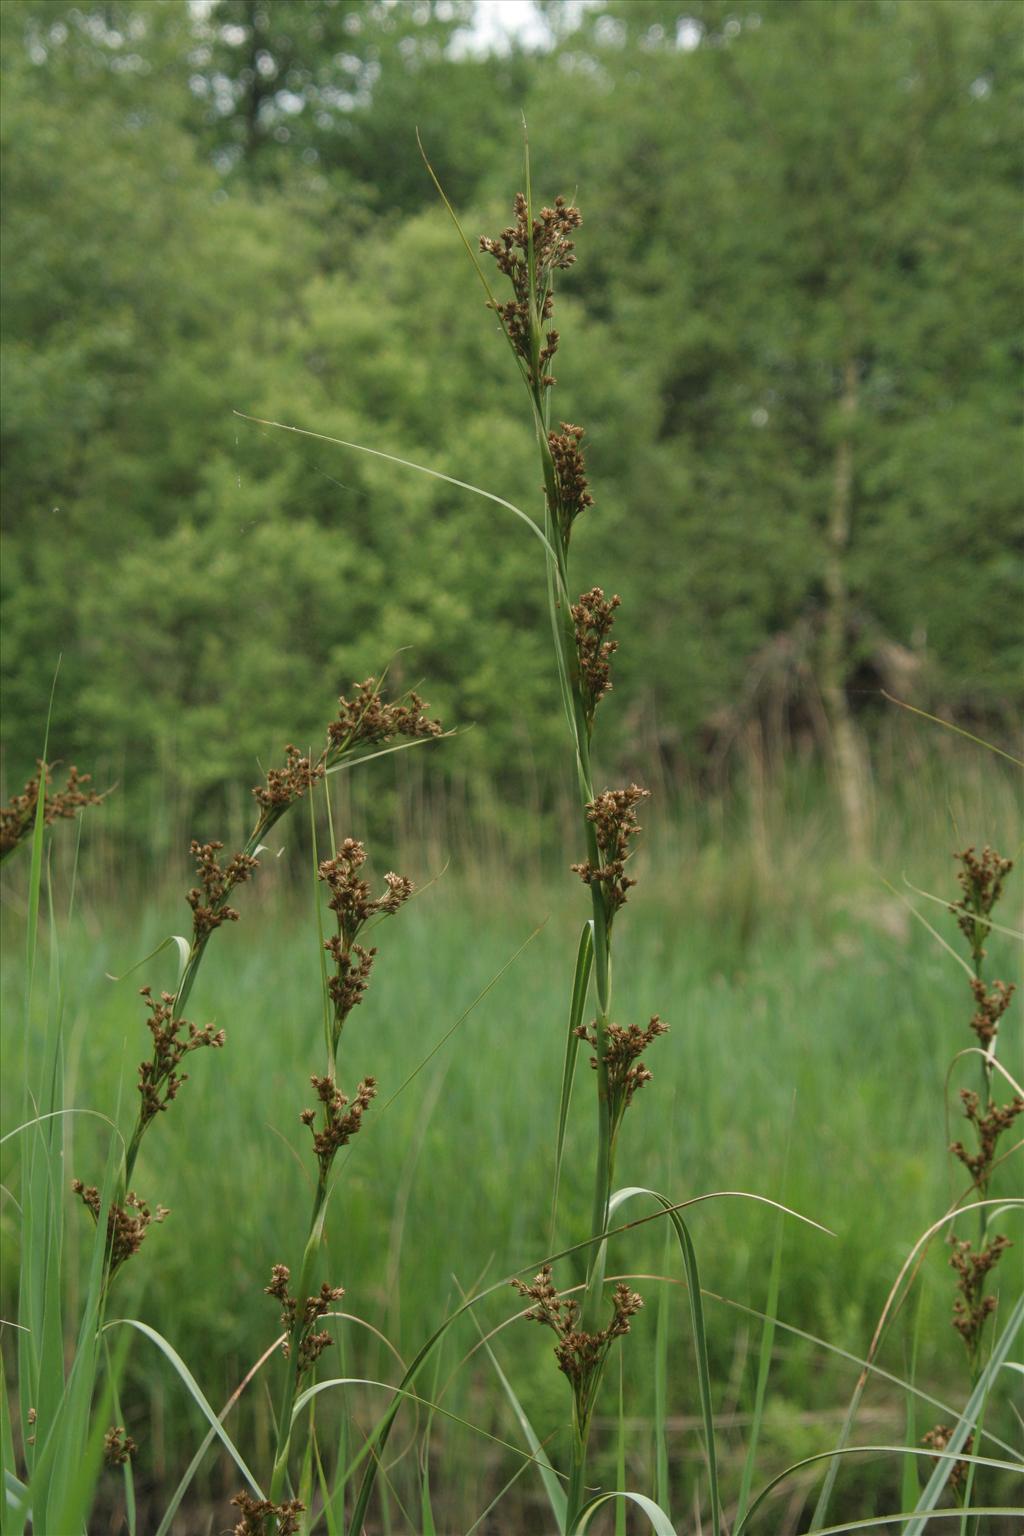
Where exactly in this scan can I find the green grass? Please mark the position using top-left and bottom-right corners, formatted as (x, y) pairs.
(3, 797), (1020, 1531)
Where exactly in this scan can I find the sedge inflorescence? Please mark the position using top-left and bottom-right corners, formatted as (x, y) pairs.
(71, 1183), (168, 1276)
(949, 1234), (1012, 1360)
(103, 1425), (137, 1467)
(264, 1264), (345, 1375)
(572, 785), (651, 917)
(319, 836), (413, 1048)
(479, 193), (582, 390)
(328, 677), (443, 752)
(572, 587), (619, 729)
(939, 842), (1018, 1387)
(0, 761), (104, 859)
(136, 985), (225, 1130)
(251, 679), (443, 824)
(187, 840), (260, 941)
(512, 1265), (643, 1430)
(921, 1425), (974, 1498)
(951, 844), (1013, 966)
(575, 1015), (669, 1130)
(231, 1492), (305, 1536)
(301, 1075), (378, 1181)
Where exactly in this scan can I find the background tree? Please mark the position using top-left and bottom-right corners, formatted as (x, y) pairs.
(2, 0), (1020, 844)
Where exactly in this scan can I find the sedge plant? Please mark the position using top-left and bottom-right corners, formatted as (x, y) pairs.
(919, 847), (1022, 1508)
(471, 183), (671, 1526)
(3, 677), (445, 1531)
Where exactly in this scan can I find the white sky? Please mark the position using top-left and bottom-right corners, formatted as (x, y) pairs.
(454, 0), (594, 57)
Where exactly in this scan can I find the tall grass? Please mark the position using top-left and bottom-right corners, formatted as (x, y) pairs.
(1, 142), (1022, 1535)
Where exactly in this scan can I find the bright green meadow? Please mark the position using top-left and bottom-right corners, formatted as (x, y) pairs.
(2, 756), (1020, 1530)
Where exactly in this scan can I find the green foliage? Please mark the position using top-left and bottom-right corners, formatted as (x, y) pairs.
(2, 0), (1021, 827)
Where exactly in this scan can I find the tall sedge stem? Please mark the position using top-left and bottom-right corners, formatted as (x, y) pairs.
(253, 837), (413, 1509)
(269, 1182), (327, 1499)
(477, 173), (666, 1531)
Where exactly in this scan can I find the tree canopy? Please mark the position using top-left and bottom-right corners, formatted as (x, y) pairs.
(2, 0), (1020, 827)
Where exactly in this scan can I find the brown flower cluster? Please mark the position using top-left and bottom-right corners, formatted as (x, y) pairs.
(326, 939), (376, 1018)
(572, 587), (619, 724)
(265, 1264), (345, 1373)
(231, 1492), (305, 1536)
(549, 424), (595, 543)
(328, 678), (442, 753)
(320, 838), (413, 941)
(572, 785), (651, 914)
(253, 744), (325, 814)
(576, 1016), (668, 1122)
(479, 193), (582, 388)
(187, 840), (260, 941)
(949, 1233), (1012, 1360)
(968, 977), (1015, 1050)
(952, 845), (1013, 963)
(922, 1424), (973, 1498)
(319, 839), (412, 1046)
(136, 985), (225, 1129)
(72, 1182), (168, 1276)
(103, 1424), (137, 1467)
(0, 761), (104, 859)
(301, 1075), (377, 1182)
(950, 1089), (1023, 1191)
(512, 1265), (642, 1425)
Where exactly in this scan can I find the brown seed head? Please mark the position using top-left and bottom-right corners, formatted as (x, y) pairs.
(572, 785), (651, 914)
(479, 194), (582, 388)
(231, 1491), (306, 1536)
(0, 761), (105, 859)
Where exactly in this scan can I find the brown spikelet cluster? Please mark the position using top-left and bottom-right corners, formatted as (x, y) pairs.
(254, 743), (325, 813)
(72, 1182), (168, 1276)
(511, 1265), (643, 1428)
(0, 761), (104, 859)
(572, 587), (619, 724)
(952, 845), (1013, 963)
(136, 985), (225, 1129)
(326, 940), (376, 1017)
(921, 1424), (973, 1498)
(319, 839), (412, 1052)
(328, 678), (442, 752)
(572, 785), (651, 914)
(231, 1491), (305, 1536)
(186, 840), (259, 941)
(575, 1016), (669, 1122)
(949, 1233), (1012, 1360)
(549, 423), (595, 542)
(968, 977), (1015, 1050)
(103, 1424), (137, 1467)
(301, 1075), (377, 1181)
(950, 1089), (1023, 1190)
(264, 1264), (345, 1373)
(320, 839), (413, 944)
(479, 193), (581, 388)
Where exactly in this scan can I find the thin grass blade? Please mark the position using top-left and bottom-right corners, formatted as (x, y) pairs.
(461, 1289), (567, 1532)
(903, 1290), (1023, 1533)
(736, 1444), (1022, 1536)
(106, 1318), (263, 1494)
(653, 1225), (671, 1517)
(573, 1490), (676, 1534)
(234, 412), (559, 563)
(550, 921), (594, 1245)
(607, 1187), (721, 1535)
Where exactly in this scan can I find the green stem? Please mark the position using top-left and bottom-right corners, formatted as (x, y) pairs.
(122, 811), (280, 1186)
(565, 1421), (588, 1535)
(268, 1179), (328, 1500)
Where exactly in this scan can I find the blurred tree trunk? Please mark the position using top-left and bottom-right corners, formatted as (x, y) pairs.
(821, 356), (871, 862)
